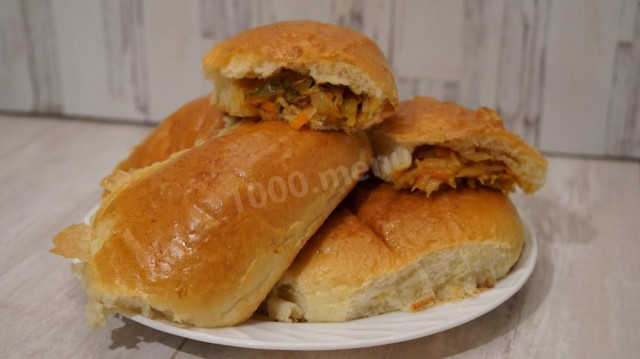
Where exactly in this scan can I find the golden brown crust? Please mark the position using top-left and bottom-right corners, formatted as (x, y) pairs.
(203, 21), (396, 99)
(57, 120), (372, 328)
(202, 21), (397, 130)
(347, 184), (524, 256)
(281, 205), (401, 292)
(113, 96), (226, 173)
(50, 224), (91, 261)
(368, 97), (547, 193)
(268, 183), (525, 322)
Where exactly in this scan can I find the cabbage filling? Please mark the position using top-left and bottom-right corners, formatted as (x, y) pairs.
(237, 70), (381, 129)
(393, 146), (517, 196)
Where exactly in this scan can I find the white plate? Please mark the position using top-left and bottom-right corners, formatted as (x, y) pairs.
(83, 207), (537, 351)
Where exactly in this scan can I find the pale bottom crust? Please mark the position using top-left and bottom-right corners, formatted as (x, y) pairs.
(266, 240), (523, 323)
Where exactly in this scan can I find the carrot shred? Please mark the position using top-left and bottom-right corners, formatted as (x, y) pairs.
(424, 171), (450, 181)
(244, 96), (259, 110)
(290, 110), (310, 130)
(260, 101), (278, 114)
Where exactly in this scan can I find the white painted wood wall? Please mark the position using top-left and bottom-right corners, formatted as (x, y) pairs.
(1, 0), (639, 159)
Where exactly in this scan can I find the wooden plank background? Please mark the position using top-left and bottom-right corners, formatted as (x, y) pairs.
(0, 0), (638, 158)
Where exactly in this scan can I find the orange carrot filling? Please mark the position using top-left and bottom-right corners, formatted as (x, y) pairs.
(393, 146), (517, 196)
(238, 70), (381, 130)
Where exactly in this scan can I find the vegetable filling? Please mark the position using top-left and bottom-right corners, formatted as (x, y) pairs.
(393, 146), (517, 196)
(237, 70), (380, 129)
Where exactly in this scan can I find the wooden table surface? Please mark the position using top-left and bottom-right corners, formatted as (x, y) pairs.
(2, 115), (639, 359)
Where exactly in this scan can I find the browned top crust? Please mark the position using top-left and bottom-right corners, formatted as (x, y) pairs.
(113, 96), (226, 172)
(202, 20), (397, 102)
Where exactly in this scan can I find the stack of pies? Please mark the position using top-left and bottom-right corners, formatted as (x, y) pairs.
(51, 21), (546, 328)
